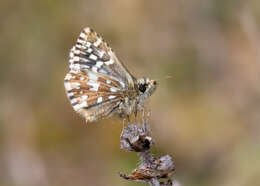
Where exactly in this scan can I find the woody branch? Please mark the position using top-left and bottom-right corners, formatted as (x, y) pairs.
(119, 122), (175, 186)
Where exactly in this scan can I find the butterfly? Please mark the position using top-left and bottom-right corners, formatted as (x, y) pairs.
(64, 27), (157, 123)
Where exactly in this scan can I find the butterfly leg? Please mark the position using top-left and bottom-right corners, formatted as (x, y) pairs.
(139, 106), (151, 124)
(127, 115), (130, 123)
(122, 117), (127, 128)
(120, 113), (130, 126)
(134, 110), (138, 123)
(142, 107), (146, 124)
(145, 108), (151, 123)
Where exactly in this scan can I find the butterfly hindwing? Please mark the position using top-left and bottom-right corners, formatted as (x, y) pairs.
(64, 71), (124, 122)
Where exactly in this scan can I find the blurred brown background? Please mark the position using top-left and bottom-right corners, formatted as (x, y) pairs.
(1, 0), (260, 186)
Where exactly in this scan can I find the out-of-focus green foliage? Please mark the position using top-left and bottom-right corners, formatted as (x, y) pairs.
(0, 1), (260, 186)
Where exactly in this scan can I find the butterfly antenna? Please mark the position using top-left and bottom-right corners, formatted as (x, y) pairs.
(154, 74), (174, 82)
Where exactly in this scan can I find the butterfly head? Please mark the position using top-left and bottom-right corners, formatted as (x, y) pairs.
(137, 77), (157, 98)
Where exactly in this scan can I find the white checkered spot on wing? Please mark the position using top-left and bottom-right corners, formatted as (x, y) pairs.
(68, 27), (135, 90)
(64, 71), (126, 122)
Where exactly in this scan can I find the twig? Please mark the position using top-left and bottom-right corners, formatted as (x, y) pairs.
(119, 123), (175, 185)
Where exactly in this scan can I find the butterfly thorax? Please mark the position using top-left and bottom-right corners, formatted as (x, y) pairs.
(118, 77), (157, 117)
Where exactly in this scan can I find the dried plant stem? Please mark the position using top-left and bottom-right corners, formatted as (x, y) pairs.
(119, 123), (175, 186)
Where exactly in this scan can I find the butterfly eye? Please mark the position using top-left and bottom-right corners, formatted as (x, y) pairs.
(139, 84), (147, 93)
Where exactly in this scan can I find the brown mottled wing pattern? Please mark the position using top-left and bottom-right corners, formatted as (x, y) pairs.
(64, 27), (135, 122)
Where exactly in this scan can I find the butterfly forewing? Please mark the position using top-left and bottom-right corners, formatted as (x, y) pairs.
(69, 27), (134, 88)
(64, 27), (135, 122)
